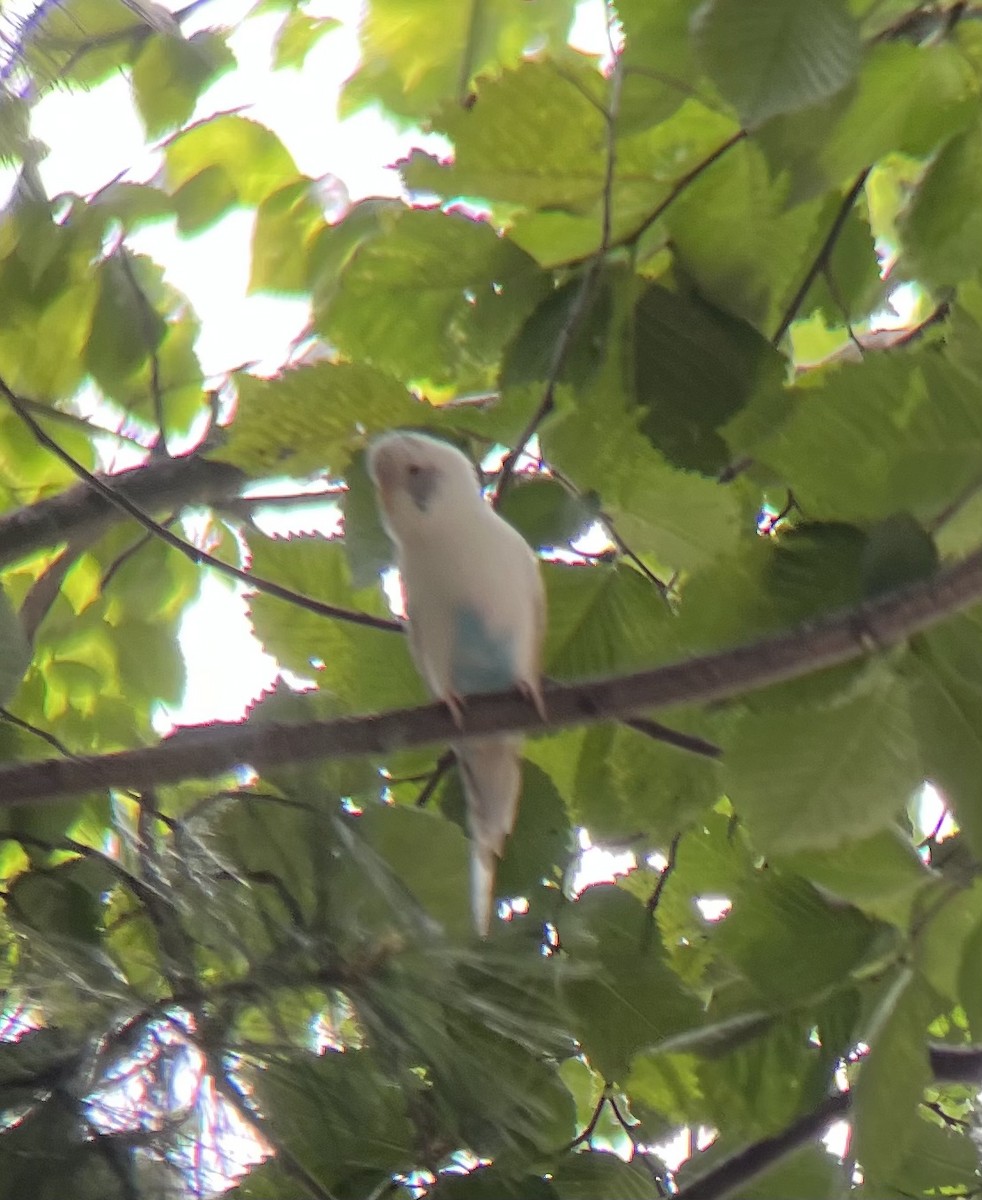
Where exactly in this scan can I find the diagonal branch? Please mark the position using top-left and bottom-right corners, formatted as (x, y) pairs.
(0, 379), (399, 633)
(675, 1038), (982, 1200)
(1, 541), (981, 805)
(771, 167), (871, 347)
(675, 1091), (851, 1200)
(618, 128), (748, 252)
(0, 452), (246, 570)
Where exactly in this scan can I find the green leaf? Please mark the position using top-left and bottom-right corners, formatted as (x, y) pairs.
(550, 1151), (660, 1200)
(626, 1050), (705, 1127)
(913, 877), (982, 1002)
(614, 0), (696, 132)
(313, 207), (549, 389)
(724, 673), (921, 855)
(678, 1140), (843, 1200)
(164, 114), (300, 229)
(341, 0), (575, 121)
(959, 915), (982, 1040)
(665, 137), (826, 330)
(88, 181), (173, 232)
(250, 178), (326, 293)
(860, 513), (937, 598)
(543, 562), (675, 681)
(15, 0), (154, 89)
(131, 30), (235, 139)
(851, 970), (934, 1189)
(558, 886), (700, 1080)
(0, 95), (32, 164)
(715, 870), (881, 1005)
(223, 362), (418, 477)
(272, 11), (340, 70)
(633, 283), (786, 474)
(905, 611), (982, 860)
(902, 118), (982, 287)
(757, 353), (982, 523)
(693, 1008), (835, 1137)
(571, 718), (721, 847)
(756, 42), (975, 204)
(244, 1051), (414, 1189)
(401, 59), (608, 214)
(0, 586), (30, 706)
(501, 273), (615, 394)
(115, 619), (185, 707)
(8, 871), (102, 944)
(358, 802), (472, 940)
(246, 534), (423, 713)
(497, 478), (599, 550)
(544, 402), (741, 572)
(342, 448), (396, 589)
(84, 255), (166, 394)
(693, 0), (861, 128)
(773, 828), (932, 924)
(878, 1112), (982, 1197)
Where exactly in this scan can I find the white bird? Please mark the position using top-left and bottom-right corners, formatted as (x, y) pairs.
(367, 431), (546, 936)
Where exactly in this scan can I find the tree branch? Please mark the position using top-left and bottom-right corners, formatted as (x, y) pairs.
(0, 451), (246, 570)
(675, 1091), (851, 1200)
(1, 542), (981, 805)
(675, 1039), (982, 1200)
(0, 381), (400, 633)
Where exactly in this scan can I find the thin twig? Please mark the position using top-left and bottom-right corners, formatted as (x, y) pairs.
(414, 751), (454, 808)
(719, 166), (874, 488)
(614, 129), (747, 253)
(19, 533), (100, 641)
(607, 1092), (669, 1195)
(99, 516), (178, 593)
(623, 718), (721, 760)
(0, 706), (81, 760)
(646, 831), (682, 917)
(927, 470), (982, 534)
(565, 1090), (610, 1151)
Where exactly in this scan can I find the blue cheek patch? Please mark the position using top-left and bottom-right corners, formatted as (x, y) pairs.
(451, 607), (517, 695)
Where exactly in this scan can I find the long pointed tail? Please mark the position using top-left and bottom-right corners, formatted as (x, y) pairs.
(454, 736), (523, 937)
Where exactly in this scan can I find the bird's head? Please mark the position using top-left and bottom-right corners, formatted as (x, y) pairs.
(366, 431), (484, 540)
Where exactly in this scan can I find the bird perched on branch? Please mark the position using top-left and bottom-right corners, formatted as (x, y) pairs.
(367, 430), (546, 936)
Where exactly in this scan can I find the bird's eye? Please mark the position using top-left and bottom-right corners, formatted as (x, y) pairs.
(407, 464), (422, 476)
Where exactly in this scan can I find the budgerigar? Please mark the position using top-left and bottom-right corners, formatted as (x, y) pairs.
(367, 431), (546, 936)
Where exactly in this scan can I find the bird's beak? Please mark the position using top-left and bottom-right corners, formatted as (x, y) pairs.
(370, 451), (396, 502)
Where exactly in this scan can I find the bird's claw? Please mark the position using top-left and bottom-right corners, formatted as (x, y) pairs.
(518, 680), (547, 723)
(445, 691), (467, 730)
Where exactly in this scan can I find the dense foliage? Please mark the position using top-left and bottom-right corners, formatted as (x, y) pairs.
(1, 0), (982, 1196)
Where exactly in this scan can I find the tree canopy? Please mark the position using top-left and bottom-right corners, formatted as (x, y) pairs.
(1, 0), (982, 1196)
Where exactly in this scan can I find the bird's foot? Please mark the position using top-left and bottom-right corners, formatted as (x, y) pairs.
(518, 679), (547, 722)
(445, 690), (467, 730)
